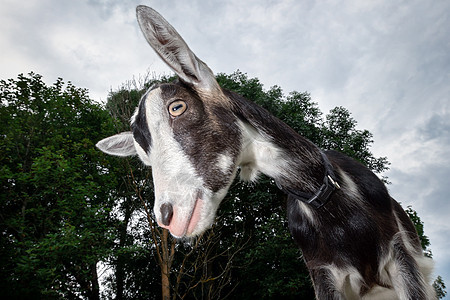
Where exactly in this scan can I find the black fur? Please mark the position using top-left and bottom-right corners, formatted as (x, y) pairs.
(224, 88), (433, 299)
(131, 94), (152, 153)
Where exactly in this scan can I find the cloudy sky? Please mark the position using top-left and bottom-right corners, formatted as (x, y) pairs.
(2, 0), (449, 295)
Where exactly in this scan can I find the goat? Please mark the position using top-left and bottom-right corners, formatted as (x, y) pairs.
(96, 6), (436, 299)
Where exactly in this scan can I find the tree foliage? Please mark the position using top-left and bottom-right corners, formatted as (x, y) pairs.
(0, 73), (118, 299)
(0, 71), (444, 299)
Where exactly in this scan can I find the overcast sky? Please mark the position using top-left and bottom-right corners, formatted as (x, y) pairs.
(2, 0), (449, 295)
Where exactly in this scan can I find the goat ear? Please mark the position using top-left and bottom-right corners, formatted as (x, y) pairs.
(136, 6), (219, 92)
(96, 132), (137, 157)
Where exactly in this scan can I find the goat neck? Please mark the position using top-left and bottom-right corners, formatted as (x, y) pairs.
(227, 89), (327, 195)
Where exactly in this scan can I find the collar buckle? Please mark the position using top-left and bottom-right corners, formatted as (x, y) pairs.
(277, 150), (340, 209)
(327, 174), (341, 190)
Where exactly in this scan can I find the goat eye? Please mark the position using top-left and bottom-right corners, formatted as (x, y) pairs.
(168, 100), (187, 117)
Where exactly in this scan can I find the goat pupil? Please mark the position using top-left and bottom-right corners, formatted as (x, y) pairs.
(173, 104), (183, 111)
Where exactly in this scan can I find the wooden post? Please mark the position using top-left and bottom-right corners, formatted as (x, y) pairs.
(161, 228), (171, 300)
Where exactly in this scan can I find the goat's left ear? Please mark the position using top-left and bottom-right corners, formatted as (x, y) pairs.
(136, 6), (220, 93)
(96, 132), (137, 157)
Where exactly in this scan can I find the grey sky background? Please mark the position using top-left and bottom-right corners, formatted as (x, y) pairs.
(1, 0), (449, 295)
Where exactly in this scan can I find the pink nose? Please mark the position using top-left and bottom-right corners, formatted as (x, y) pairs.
(160, 203), (173, 226)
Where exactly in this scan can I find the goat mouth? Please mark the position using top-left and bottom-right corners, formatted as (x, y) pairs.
(162, 191), (204, 238)
(186, 192), (203, 236)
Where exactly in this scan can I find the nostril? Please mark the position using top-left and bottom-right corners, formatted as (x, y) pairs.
(160, 203), (173, 226)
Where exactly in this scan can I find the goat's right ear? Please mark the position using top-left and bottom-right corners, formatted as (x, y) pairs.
(96, 132), (137, 157)
(136, 6), (220, 94)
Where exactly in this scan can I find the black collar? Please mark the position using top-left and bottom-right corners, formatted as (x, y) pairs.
(276, 150), (340, 209)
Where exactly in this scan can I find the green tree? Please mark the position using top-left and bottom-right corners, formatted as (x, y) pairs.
(3, 71), (440, 299)
(0, 73), (118, 299)
(433, 276), (447, 299)
(102, 70), (443, 299)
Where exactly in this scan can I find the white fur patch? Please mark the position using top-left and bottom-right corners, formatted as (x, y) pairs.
(374, 227), (435, 300)
(297, 201), (317, 226)
(134, 140), (152, 166)
(237, 121), (288, 182)
(217, 152), (233, 175)
(338, 169), (361, 202)
(362, 286), (399, 300)
(325, 264), (364, 299)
